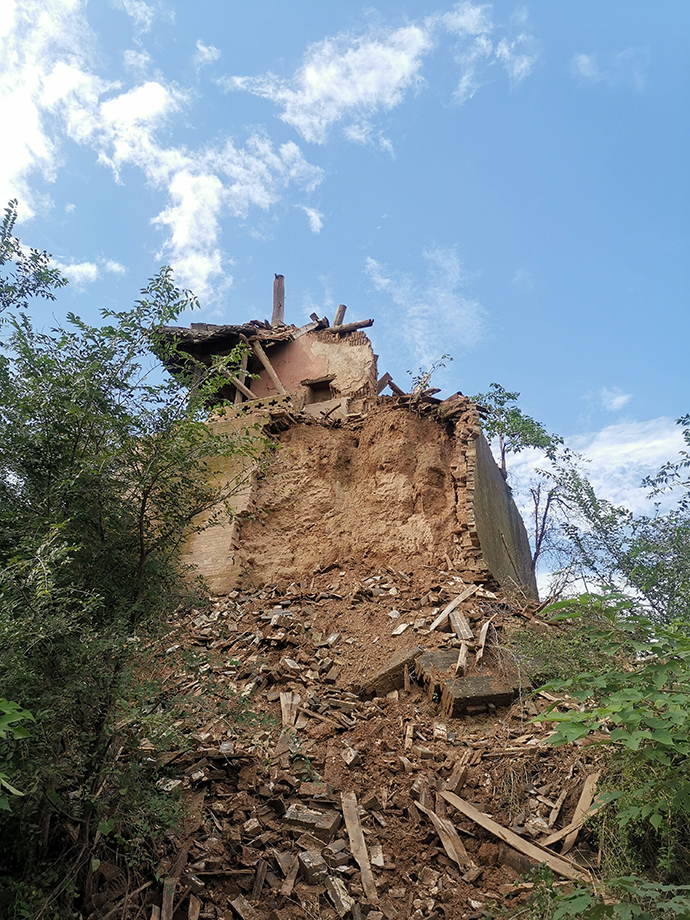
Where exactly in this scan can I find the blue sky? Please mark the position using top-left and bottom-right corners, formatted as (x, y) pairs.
(2, 0), (688, 510)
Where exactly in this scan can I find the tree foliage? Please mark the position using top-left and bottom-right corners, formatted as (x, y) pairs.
(0, 208), (267, 913)
(0, 199), (67, 314)
(472, 381), (562, 478)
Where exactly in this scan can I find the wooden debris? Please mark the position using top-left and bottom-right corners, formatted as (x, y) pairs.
(362, 646), (424, 698)
(341, 791), (378, 904)
(325, 875), (356, 918)
(548, 789), (568, 828)
(279, 854), (299, 897)
(325, 318), (374, 335)
(455, 642), (468, 677)
(414, 800), (472, 870)
(240, 334), (289, 396)
(251, 859), (268, 898)
(279, 691), (301, 727)
(440, 792), (592, 882)
(559, 772), (601, 854)
(475, 621), (491, 666)
(449, 611), (473, 642)
(229, 894), (261, 920)
(429, 585), (479, 632)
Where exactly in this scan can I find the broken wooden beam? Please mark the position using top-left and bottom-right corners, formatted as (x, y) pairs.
(240, 333), (289, 396)
(475, 621), (491, 666)
(233, 350), (248, 404)
(333, 304), (347, 326)
(324, 319), (374, 335)
(440, 792), (592, 882)
(361, 646), (424, 698)
(414, 800), (473, 870)
(429, 584), (479, 632)
(279, 691), (301, 727)
(341, 791), (378, 904)
(292, 320), (321, 339)
(449, 611), (474, 642)
(559, 772), (601, 855)
(455, 642), (469, 677)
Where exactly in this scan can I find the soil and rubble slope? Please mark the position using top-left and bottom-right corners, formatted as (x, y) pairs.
(104, 561), (602, 920)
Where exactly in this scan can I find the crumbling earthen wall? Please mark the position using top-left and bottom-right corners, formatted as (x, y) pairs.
(182, 402), (537, 601)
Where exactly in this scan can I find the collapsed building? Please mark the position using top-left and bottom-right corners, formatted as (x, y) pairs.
(160, 275), (538, 602)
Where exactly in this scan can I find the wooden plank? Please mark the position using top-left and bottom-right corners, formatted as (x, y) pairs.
(280, 854), (299, 897)
(341, 791), (378, 904)
(414, 800), (472, 870)
(440, 792), (592, 883)
(272, 273), (284, 325)
(560, 772), (601, 854)
(334, 304), (347, 326)
(475, 622), (491, 666)
(324, 319), (374, 334)
(449, 611), (474, 641)
(280, 691), (301, 727)
(429, 585), (479, 632)
(188, 895), (201, 920)
(233, 351), (248, 404)
(217, 364), (254, 400)
(240, 334), (289, 396)
(376, 372), (392, 395)
(548, 789), (568, 828)
(540, 799), (605, 849)
(293, 320), (320, 339)
(455, 642), (469, 677)
(251, 859), (268, 899)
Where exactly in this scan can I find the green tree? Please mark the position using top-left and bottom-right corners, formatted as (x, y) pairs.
(0, 199), (67, 314)
(0, 231), (265, 910)
(545, 456), (690, 624)
(472, 382), (562, 478)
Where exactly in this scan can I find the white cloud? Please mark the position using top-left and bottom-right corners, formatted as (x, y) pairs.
(0, 0), (101, 216)
(123, 49), (152, 75)
(222, 23), (433, 144)
(495, 34), (538, 84)
(601, 386), (631, 412)
(194, 41), (220, 70)
(440, 2), (493, 36)
(301, 206), (324, 233)
(571, 47), (650, 91)
(571, 53), (602, 83)
(65, 202), (76, 213)
(104, 259), (126, 274)
(508, 417), (686, 516)
(439, 2), (538, 102)
(54, 255), (127, 284)
(365, 246), (486, 367)
(54, 259), (99, 285)
(115, 0), (154, 32)
(222, 7), (537, 142)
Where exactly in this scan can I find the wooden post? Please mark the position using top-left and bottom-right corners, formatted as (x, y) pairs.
(334, 304), (347, 326)
(234, 351), (248, 404)
(217, 364), (254, 400)
(240, 334), (289, 396)
(272, 274), (285, 326)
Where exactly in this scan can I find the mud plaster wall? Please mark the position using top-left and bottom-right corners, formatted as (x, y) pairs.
(247, 332), (377, 406)
(179, 414), (267, 596)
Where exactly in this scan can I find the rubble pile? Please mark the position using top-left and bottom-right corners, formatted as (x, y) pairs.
(97, 566), (603, 920)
